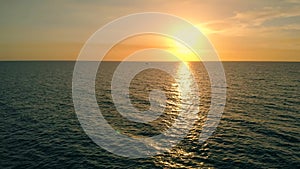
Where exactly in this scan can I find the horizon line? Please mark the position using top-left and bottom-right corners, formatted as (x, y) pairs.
(0, 60), (299, 62)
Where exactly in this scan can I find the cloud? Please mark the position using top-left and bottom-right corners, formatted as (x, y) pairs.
(203, 4), (300, 37)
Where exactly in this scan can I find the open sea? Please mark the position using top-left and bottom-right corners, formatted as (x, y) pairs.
(0, 61), (299, 169)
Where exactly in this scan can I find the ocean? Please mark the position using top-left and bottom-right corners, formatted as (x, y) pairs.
(0, 61), (299, 168)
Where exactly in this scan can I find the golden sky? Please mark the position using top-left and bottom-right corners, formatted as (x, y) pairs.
(0, 0), (299, 61)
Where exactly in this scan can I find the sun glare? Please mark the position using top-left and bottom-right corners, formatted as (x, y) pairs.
(165, 24), (208, 62)
(166, 38), (200, 62)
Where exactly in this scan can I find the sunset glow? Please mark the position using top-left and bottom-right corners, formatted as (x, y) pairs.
(0, 1), (299, 61)
(167, 39), (200, 62)
(1, 1), (299, 167)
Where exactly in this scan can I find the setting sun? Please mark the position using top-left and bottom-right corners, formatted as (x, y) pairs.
(167, 39), (200, 62)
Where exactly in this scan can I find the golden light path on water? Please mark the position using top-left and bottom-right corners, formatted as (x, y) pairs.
(177, 62), (193, 97)
(153, 61), (209, 168)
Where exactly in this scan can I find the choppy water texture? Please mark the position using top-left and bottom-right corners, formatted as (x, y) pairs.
(1, 61), (299, 169)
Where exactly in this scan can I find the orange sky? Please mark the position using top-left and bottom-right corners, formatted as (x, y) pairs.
(0, 0), (299, 61)
(92, 33), (202, 62)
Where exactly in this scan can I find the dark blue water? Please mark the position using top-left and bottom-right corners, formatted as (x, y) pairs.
(0, 61), (299, 168)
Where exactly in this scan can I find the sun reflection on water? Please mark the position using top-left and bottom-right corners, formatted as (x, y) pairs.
(153, 61), (210, 168)
(176, 62), (193, 98)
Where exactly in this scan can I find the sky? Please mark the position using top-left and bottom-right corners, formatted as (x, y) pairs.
(0, 0), (299, 61)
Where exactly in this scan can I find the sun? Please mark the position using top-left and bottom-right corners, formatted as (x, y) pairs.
(164, 24), (206, 62)
(166, 38), (201, 62)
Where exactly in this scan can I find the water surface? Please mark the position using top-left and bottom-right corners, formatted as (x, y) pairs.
(0, 61), (299, 168)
